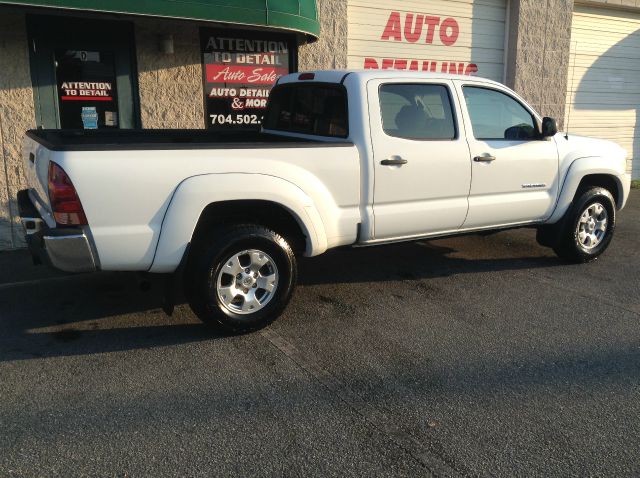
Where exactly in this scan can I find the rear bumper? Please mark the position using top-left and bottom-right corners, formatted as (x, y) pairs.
(17, 189), (97, 273)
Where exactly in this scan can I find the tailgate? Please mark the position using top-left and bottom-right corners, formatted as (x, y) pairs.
(22, 133), (55, 227)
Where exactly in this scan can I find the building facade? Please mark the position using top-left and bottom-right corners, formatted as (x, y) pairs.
(0, 0), (638, 250)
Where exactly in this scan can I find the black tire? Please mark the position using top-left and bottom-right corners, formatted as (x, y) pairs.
(185, 224), (297, 333)
(552, 187), (616, 263)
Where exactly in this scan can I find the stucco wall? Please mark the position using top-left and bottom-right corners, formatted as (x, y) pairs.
(298, 0), (348, 70)
(135, 18), (205, 129)
(0, 12), (34, 249)
(506, 0), (575, 128)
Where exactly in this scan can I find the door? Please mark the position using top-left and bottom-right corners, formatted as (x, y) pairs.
(347, 0), (508, 82)
(457, 83), (559, 228)
(368, 79), (472, 239)
(27, 15), (138, 129)
(565, 5), (639, 179)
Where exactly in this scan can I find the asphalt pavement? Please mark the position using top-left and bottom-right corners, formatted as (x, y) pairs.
(1, 192), (639, 477)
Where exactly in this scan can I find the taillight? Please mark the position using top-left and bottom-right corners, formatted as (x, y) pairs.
(48, 162), (87, 226)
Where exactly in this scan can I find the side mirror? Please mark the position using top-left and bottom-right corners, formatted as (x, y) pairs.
(541, 117), (558, 138)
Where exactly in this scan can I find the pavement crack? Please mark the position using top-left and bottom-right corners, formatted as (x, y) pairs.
(259, 327), (462, 477)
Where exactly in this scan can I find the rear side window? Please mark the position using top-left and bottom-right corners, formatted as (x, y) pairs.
(264, 84), (348, 138)
(463, 86), (537, 140)
(379, 84), (456, 140)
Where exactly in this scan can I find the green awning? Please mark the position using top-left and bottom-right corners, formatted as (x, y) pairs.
(1, 0), (320, 38)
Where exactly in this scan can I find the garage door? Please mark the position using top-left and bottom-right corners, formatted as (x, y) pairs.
(347, 0), (507, 82)
(565, 5), (640, 179)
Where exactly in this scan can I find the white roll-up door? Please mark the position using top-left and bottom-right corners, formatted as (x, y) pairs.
(347, 0), (507, 82)
(565, 5), (640, 178)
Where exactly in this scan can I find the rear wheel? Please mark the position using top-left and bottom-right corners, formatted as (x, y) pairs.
(552, 187), (616, 263)
(185, 224), (297, 333)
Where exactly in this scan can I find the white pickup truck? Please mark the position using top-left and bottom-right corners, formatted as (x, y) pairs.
(19, 70), (631, 332)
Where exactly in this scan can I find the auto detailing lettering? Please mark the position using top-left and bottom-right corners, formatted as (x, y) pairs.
(364, 10), (478, 76)
(381, 12), (460, 45)
(207, 88), (271, 109)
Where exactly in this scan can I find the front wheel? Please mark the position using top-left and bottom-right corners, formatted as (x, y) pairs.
(552, 187), (616, 263)
(186, 225), (297, 333)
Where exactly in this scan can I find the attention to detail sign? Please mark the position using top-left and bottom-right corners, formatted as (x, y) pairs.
(54, 49), (120, 129)
(60, 82), (114, 101)
(201, 30), (293, 131)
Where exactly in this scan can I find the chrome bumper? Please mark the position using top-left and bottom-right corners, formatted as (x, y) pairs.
(18, 189), (97, 273)
(42, 233), (97, 272)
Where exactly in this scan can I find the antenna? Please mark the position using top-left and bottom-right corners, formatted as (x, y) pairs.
(565, 41), (578, 140)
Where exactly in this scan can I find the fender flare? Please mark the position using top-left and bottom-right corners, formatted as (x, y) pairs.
(547, 156), (626, 224)
(149, 173), (328, 273)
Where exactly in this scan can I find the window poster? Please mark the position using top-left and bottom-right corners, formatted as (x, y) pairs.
(200, 29), (294, 131)
(55, 49), (120, 129)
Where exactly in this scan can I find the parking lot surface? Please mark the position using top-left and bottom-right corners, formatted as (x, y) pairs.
(1, 192), (639, 477)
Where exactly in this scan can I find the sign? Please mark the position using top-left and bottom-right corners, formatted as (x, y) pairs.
(73, 51), (101, 62)
(55, 49), (120, 129)
(200, 29), (293, 131)
(60, 82), (114, 101)
(81, 106), (98, 129)
(365, 11), (477, 75)
(347, 1), (508, 82)
(105, 111), (118, 127)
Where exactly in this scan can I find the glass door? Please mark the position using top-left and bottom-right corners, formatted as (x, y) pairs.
(27, 15), (139, 130)
(55, 49), (120, 129)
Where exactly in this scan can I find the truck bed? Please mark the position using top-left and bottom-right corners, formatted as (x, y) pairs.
(26, 129), (352, 151)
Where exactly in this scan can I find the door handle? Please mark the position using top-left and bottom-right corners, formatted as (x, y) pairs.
(473, 154), (496, 163)
(381, 158), (408, 166)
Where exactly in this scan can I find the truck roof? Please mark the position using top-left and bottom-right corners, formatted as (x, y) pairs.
(277, 69), (504, 87)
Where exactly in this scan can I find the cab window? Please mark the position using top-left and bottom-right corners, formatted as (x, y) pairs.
(463, 86), (537, 140)
(379, 84), (456, 140)
(263, 84), (348, 138)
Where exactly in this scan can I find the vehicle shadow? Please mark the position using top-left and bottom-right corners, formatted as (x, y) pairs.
(297, 233), (559, 287)
(0, 230), (562, 361)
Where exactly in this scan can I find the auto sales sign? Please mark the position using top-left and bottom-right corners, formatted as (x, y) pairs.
(201, 29), (293, 131)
